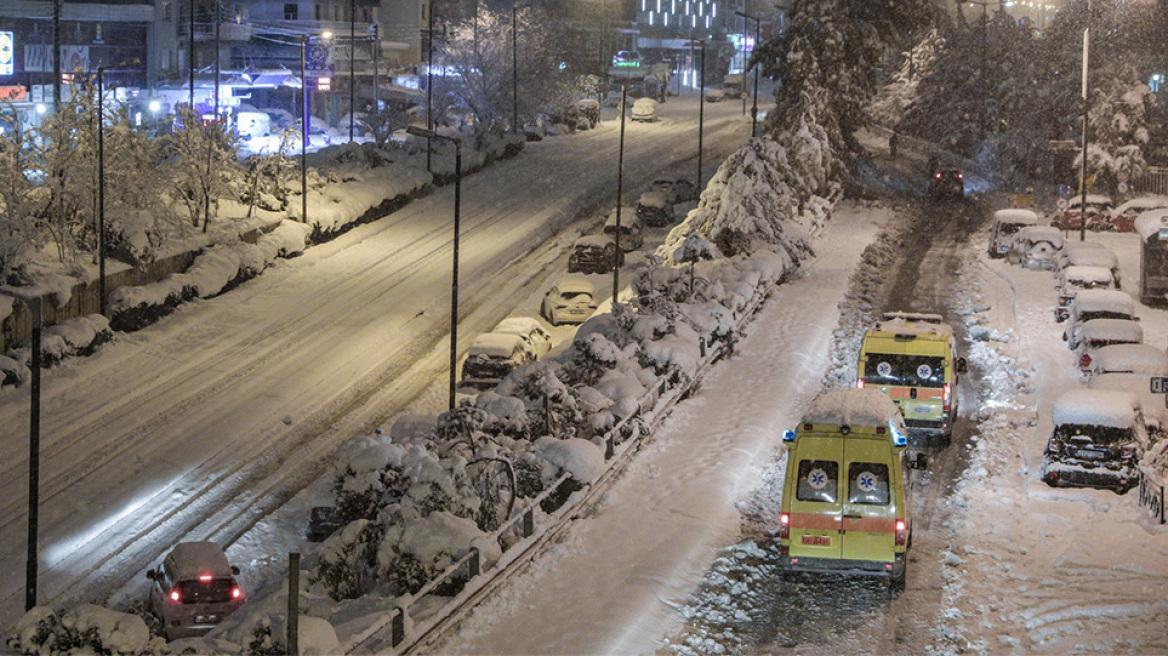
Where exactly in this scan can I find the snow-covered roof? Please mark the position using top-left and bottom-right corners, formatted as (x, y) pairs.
(556, 277), (596, 294)
(1066, 194), (1114, 208)
(1065, 247), (1117, 270)
(992, 209), (1038, 226)
(1092, 343), (1168, 376)
(1079, 318), (1144, 344)
(467, 332), (525, 358)
(1015, 226), (1063, 247)
(576, 235), (613, 248)
(166, 542), (233, 581)
(638, 191), (669, 208)
(1134, 208), (1168, 240)
(632, 98), (658, 108)
(872, 312), (952, 337)
(1114, 195), (1168, 215)
(1061, 265), (1115, 285)
(1052, 388), (1140, 429)
(494, 317), (542, 337)
(604, 207), (641, 226)
(1072, 289), (1135, 314)
(800, 388), (901, 428)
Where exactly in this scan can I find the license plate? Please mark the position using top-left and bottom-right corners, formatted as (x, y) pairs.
(915, 406), (932, 415)
(194, 615), (221, 624)
(801, 535), (831, 547)
(1074, 449), (1107, 461)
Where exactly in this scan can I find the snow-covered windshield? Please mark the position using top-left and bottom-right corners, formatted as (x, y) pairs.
(1055, 424), (1133, 446)
(862, 353), (945, 387)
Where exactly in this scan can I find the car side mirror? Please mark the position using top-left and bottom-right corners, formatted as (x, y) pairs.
(232, 565), (241, 576)
(146, 569), (157, 581)
(956, 358), (968, 374)
(910, 453), (929, 470)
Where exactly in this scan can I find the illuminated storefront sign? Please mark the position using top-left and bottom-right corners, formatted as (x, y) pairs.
(0, 32), (14, 76)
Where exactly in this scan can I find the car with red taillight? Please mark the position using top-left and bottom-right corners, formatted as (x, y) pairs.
(1040, 389), (1147, 494)
(146, 542), (244, 640)
(928, 169), (964, 200)
(1073, 319), (1144, 374)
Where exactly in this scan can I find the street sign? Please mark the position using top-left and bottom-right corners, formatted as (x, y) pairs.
(1013, 194), (1036, 208)
(1118, 169), (1130, 183)
(1118, 181), (1129, 194)
(1056, 197), (1068, 211)
(1058, 184), (1070, 198)
(1151, 377), (1168, 394)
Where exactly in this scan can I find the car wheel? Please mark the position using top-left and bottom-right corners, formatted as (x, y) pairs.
(889, 569), (906, 595)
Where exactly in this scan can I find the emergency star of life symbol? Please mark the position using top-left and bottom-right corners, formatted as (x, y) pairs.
(917, 364), (933, 379)
(807, 468), (828, 489)
(857, 471), (878, 492)
(877, 361), (892, 377)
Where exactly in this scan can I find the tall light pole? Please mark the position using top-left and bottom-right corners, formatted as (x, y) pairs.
(407, 125), (462, 411)
(613, 79), (628, 303)
(96, 67), (107, 315)
(349, 0), (356, 142)
(1079, 0), (1092, 243)
(0, 289), (43, 612)
(301, 34), (308, 225)
(426, 0), (435, 173)
(735, 10), (760, 138)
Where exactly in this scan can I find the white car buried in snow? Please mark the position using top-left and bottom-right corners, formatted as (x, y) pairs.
(988, 208), (1038, 258)
(541, 277), (598, 326)
(1007, 226), (1063, 270)
(1074, 318), (1144, 374)
(1056, 265), (1117, 322)
(1083, 343), (1168, 380)
(1063, 289), (1138, 350)
(630, 97), (659, 122)
(492, 317), (552, 359)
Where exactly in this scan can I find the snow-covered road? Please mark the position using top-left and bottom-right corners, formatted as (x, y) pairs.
(0, 95), (751, 629)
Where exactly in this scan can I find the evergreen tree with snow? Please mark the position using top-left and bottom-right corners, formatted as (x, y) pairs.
(1078, 60), (1156, 197)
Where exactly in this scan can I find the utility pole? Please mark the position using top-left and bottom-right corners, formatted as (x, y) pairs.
(52, 0), (61, 109)
(1079, 0), (1092, 243)
(350, 0), (356, 142)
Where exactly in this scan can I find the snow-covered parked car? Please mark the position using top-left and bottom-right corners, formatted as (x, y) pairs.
(146, 542), (244, 640)
(568, 235), (623, 274)
(988, 208), (1038, 258)
(603, 207), (644, 251)
(542, 277), (598, 326)
(492, 317), (552, 359)
(306, 505), (346, 542)
(704, 88), (726, 103)
(1056, 265), (1117, 321)
(1040, 388), (1147, 494)
(1056, 241), (1120, 289)
(1109, 195), (1168, 232)
(1074, 318), (1144, 374)
(461, 332), (540, 388)
(1006, 226), (1063, 270)
(650, 177), (699, 204)
(1083, 343), (1168, 380)
(576, 98), (600, 128)
(1090, 373), (1167, 435)
(636, 191), (675, 227)
(1064, 289), (1138, 349)
(1052, 194), (1114, 231)
(631, 97), (659, 122)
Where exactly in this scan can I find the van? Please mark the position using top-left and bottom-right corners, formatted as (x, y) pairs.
(988, 208), (1038, 258)
(777, 388), (925, 591)
(856, 312), (966, 440)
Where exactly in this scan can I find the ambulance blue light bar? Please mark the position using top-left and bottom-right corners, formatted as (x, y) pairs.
(782, 429), (797, 442)
(889, 421), (908, 447)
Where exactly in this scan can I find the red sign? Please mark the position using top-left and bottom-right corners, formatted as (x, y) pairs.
(0, 85), (26, 101)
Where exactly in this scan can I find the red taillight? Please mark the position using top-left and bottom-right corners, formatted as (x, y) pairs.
(1078, 353), (1092, 370)
(934, 171), (942, 179)
(895, 518), (908, 546)
(942, 383), (951, 412)
(857, 379), (865, 389)
(232, 587), (242, 600)
(956, 172), (963, 179)
(779, 512), (790, 539)
(1047, 438), (1061, 453)
(169, 589), (181, 603)
(198, 574), (213, 582)
(1121, 444), (1136, 459)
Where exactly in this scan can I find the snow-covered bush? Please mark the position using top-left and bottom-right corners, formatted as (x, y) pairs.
(377, 511), (502, 595)
(310, 518), (383, 601)
(7, 605), (164, 655)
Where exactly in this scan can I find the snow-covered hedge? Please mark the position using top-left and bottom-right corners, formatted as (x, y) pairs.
(7, 605), (165, 656)
(2, 314), (113, 384)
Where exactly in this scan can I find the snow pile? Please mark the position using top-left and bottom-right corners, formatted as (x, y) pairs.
(7, 605), (165, 655)
(2, 314), (112, 384)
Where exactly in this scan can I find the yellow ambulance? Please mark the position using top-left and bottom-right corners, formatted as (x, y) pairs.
(856, 312), (966, 440)
(777, 388), (925, 591)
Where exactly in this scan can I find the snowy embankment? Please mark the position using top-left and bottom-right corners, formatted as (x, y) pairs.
(935, 231), (1168, 654)
(7, 125), (838, 655)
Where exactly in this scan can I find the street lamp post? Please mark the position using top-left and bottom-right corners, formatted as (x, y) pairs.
(350, 0), (356, 143)
(0, 289), (43, 612)
(1079, 0), (1092, 243)
(406, 125), (462, 411)
(613, 80), (627, 303)
(96, 67), (107, 315)
(735, 10), (761, 138)
(426, 0), (435, 173)
(301, 35), (308, 225)
(511, 1), (527, 134)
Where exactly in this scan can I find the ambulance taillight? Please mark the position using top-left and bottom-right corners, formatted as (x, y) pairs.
(895, 519), (907, 546)
(778, 513), (790, 539)
(942, 383), (952, 412)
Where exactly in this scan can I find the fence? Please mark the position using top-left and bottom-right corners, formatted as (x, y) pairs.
(1138, 468), (1166, 525)
(349, 283), (774, 655)
(1132, 167), (1168, 198)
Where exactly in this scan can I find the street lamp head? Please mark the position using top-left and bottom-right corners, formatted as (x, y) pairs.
(407, 125), (440, 139)
(321, 31), (334, 39)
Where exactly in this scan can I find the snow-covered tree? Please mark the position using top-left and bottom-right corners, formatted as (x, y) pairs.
(1078, 61), (1156, 197)
(869, 29), (945, 129)
(163, 105), (240, 232)
(0, 110), (45, 282)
